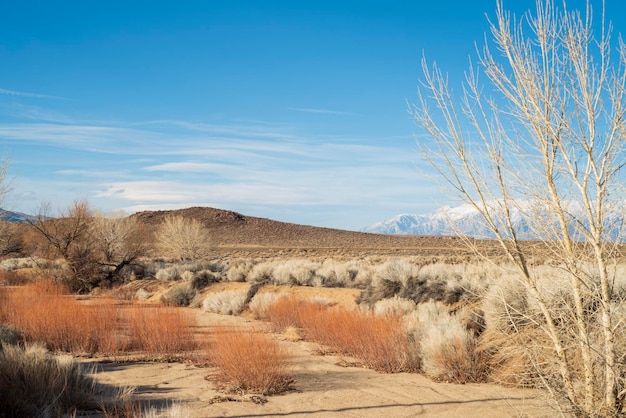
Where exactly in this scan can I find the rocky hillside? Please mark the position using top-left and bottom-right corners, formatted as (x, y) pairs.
(132, 206), (487, 259)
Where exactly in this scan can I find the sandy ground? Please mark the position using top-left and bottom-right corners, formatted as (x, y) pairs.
(87, 309), (556, 418)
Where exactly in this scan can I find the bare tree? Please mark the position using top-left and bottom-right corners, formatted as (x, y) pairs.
(0, 159), (16, 255)
(91, 211), (147, 284)
(411, 0), (626, 416)
(29, 202), (147, 292)
(29, 201), (97, 292)
(156, 215), (211, 261)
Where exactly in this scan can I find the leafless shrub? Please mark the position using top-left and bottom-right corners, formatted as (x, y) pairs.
(28, 202), (147, 292)
(156, 215), (211, 261)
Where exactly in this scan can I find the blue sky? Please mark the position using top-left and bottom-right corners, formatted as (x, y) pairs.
(0, 0), (622, 230)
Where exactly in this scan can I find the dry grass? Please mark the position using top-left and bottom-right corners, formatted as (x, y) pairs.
(0, 343), (130, 417)
(210, 328), (293, 395)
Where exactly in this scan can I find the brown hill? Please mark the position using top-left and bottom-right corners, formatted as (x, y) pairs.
(132, 206), (496, 259)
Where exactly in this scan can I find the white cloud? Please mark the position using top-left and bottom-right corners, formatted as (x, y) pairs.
(291, 107), (360, 116)
(143, 162), (236, 173)
(0, 88), (65, 100)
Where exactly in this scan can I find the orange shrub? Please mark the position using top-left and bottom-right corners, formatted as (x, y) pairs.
(262, 296), (327, 332)
(210, 328), (293, 394)
(0, 281), (120, 354)
(0, 281), (198, 357)
(124, 304), (198, 356)
(300, 307), (419, 373)
(259, 295), (419, 373)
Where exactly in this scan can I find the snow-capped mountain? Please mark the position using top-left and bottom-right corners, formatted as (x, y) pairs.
(363, 201), (624, 240)
(363, 204), (502, 238)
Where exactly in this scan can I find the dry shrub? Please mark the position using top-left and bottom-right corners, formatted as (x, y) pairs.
(0, 281), (122, 354)
(100, 401), (191, 418)
(478, 328), (549, 387)
(210, 328), (293, 395)
(160, 284), (195, 307)
(248, 292), (287, 319)
(0, 281), (198, 357)
(373, 295), (416, 315)
(301, 307), (420, 373)
(0, 270), (27, 285)
(125, 305), (197, 356)
(202, 289), (248, 315)
(0, 343), (128, 417)
(259, 296), (418, 372)
(482, 277), (529, 333)
(357, 260), (467, 307)
(419, 315), (488, 383)
(260, 296), (327, 333)
(411, 301), (488, 383)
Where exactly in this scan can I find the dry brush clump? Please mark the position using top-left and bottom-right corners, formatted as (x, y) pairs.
(125, 304), (198, 357)
(243, 258), (363, 288)
(203, 289), (249, 315)
(409, 301), (488, 383)
(0, 343), (131, 417)
(0, 281), (122, 354)
(0, 280), (199, 358)
(209, 328), (293, 395)
(160, 284), (196, 307)
(356, 260), (482, 308)
(256, 295), (419, 373)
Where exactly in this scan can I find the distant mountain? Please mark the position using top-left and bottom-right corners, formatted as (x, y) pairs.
(0, 208), (37, 223)
(363, 204), (503, 238)
(363, 201), (625, 240)
(131, 206), (476, 258)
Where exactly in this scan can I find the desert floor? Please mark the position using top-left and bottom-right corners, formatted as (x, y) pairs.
(86, 307), (556, 418)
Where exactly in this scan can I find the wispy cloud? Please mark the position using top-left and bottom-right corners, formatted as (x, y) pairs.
(0, 88), (66, 100)
(144, 162), (240, 173)
(1, 110), (425, 229)
(291, 107), (360, 116)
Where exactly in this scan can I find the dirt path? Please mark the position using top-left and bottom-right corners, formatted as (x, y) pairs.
(88, 309), (556, 417)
